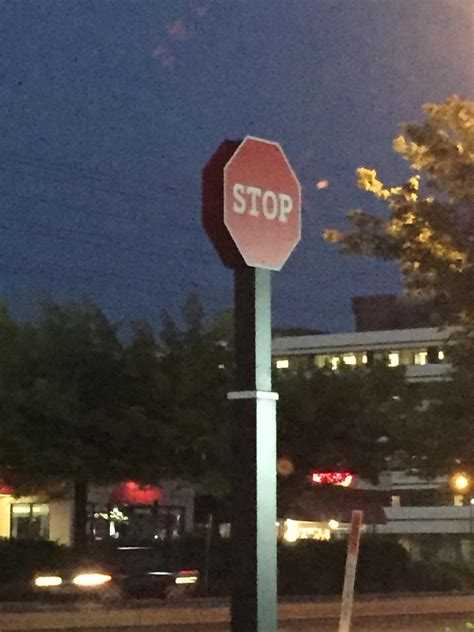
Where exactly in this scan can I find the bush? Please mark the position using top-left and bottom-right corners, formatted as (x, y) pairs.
(0, 538), (71, 600)
(0, 538), (68, 584)
(357, 535), (410, 593)
(405, 560), (474, 592)
(278, 536), (411, 596)
(278, 539), (346, 595)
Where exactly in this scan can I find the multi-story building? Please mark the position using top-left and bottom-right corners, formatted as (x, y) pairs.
(272, 298), (471, 561)
(273, 325), (453, 383)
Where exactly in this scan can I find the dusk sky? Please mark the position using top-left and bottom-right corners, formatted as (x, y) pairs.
(1, 0), (472, 333)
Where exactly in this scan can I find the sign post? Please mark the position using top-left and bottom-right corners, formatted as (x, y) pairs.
(339, 510), (364, 632)
(203, 136), (301, 632)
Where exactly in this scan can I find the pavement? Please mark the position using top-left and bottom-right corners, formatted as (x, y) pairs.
(0, 593), (472, 631)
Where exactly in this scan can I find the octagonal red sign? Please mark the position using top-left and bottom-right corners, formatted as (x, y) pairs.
(223, 136), (301, 270)
(203, 137), (301, 271)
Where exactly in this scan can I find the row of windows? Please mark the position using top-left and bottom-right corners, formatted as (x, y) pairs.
(275, 347), (446, 371)
(8, 502), (186, 542)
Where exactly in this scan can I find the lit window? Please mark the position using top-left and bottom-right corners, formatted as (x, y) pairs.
(314, 355), (327, 369)
(342, 354), (357, 366)
(362, 354), (368, 364)
(11, 503), (49, 540)
(438, 350), (445, 361)
(11, 504), (31, 515)
(391, 495), (401, 507)
(276, 359), (289, 370)
(330, 357), (340, 371)
(388, 352), (399, 367)
(454, 495), (464, 507)
(414, 350), (428, 365)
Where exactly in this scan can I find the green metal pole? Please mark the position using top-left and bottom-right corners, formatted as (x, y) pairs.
(229, 266), (278, 632)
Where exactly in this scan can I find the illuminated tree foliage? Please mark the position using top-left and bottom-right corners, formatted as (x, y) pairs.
(325, 96), (474, 474)
(325, 95), (474, 327)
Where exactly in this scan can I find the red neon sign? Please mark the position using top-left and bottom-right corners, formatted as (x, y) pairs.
(310, 472), (354, 487)
(109, 481), (165, 505)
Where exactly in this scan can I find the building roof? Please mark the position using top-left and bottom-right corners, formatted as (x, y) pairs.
(273, 326), (456, 356)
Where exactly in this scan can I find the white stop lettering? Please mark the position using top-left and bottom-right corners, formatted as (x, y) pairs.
(232, 183), (294, 223)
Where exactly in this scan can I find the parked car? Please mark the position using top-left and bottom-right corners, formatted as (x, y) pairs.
(33, 545), (199, 601)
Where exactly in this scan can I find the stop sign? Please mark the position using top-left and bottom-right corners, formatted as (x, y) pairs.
(203, 136), (301, 271)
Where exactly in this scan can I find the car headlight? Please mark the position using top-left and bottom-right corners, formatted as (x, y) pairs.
(175, 576), (198, 585)
(175, 570), (199, 585)
(72, 573), (112, 587)
(35, 576), (63, 587)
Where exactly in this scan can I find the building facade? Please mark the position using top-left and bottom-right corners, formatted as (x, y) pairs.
(273, 325), (454, 382)
(272, 324), (473, 560)
(0, 481), (195, 546)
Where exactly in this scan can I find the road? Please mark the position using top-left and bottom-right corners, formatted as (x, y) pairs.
(0, 594), (472, 631)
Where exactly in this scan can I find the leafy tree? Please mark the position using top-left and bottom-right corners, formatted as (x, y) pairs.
(0, 299), (168, 549)
(324, 96), (474, 474)
(158, 295), (232, 495)
(324, 95), (473, 326)
(276, 363), (414, 484)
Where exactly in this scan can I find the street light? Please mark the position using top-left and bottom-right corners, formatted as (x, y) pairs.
(450, 472), (472, 494)
(449, 472), (473, 538)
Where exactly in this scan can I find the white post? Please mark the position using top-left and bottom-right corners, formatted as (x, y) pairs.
(339, 510), (363, 632)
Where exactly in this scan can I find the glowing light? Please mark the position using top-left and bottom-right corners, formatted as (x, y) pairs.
(316, 179), (329, 190)
(110, 481), (164, 505)
(451, 473), (471, 492)
(72, 573), (112, 587)
(277, 457), (295, 477)
(11, 505), (31, 514)
(328, 519), (339, 530)
(388, 352), (400, 367)
(438, 350), (445, 360)
(342, 354), (357, 366)
(35, 576), (63, 587)
(175, 575), (198, 585)
(311, 472), (354, 487)
(283, 519), (331, 542)
(414, 350), (428, 365)
(276, 359), (289, 369)
(284, 519), (299, 543)
(168, 20), (187, 40)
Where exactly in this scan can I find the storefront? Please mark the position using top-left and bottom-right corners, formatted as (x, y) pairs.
(0, 480), (195, 546)
(0, 491), (74, 545)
